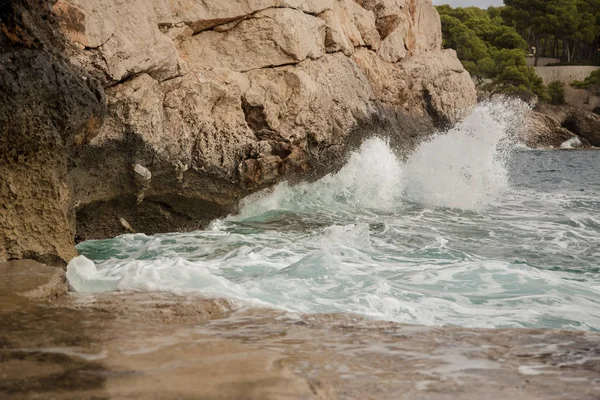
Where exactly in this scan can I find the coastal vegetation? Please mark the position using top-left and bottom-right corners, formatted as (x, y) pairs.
(502, 0), (600, 64)
(436, 4), (545, 99)
(573, 68), (600, 94)
(436, 0), (600, 100)
(548, 81), (566, 105)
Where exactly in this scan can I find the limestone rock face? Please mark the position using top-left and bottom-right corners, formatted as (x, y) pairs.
(182, 8), (327, 72)
(0, 0), (106, 265)
(3, 0), (476, 253)
(152, 0), (334, 31)
(55, 0), (181, 82)
(51, 0), (476, 240)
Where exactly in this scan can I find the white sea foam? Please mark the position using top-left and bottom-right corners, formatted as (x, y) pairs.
(238, 99), (527, 216)
(67, 99), (600, 331)
(235, 137), (404, 219)
(561, 137), (583, 149)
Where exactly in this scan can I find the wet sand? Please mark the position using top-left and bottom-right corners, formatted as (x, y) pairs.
(1, 261), (599, 399)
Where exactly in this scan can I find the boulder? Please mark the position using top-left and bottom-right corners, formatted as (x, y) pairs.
(352, 48), (475, 125)
(535, 104), (600, 147)
(520, 111), (589, 149)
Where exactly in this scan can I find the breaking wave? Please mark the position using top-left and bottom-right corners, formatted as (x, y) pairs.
(67, 100), (600, 331)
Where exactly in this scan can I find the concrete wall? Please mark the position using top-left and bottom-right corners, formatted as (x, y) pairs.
(534, 66), (600, 85)
(534, 66), (600, 111)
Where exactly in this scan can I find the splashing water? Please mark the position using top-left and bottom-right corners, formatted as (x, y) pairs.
(68, 100), (600, 331)
(403, 100), (521, 209)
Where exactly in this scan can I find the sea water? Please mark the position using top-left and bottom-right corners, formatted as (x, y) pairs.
(67, 100), (600, 331)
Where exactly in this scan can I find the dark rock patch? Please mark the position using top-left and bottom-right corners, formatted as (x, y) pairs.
(0, 0), (106, 264)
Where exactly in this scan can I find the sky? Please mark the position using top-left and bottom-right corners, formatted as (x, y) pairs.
(432, 0), (504, 7)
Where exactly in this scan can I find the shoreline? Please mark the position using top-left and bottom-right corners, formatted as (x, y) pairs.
(523, 147), (600, 151)
(2, 260), (600, 399)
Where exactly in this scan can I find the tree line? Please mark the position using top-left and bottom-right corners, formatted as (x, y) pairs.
(502, 0), (600, 64)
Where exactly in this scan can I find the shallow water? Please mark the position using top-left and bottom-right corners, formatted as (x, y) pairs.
(68, 101), (600, 331)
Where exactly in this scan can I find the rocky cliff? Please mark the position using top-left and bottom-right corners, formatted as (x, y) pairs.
(0, 0), (106, 264)
(1, 0), (476, 263)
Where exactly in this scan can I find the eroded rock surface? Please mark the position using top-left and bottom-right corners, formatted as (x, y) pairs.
(1, 0), (475, 259)
(0, 260), (68, 301)
(1, 291), (599, 399)
(520, 110), (590, 149)
(0, 0), (106, 264)
(534, 104), (600, 148)
(0, 268), (598, 399)
(50, 0), (476, 241)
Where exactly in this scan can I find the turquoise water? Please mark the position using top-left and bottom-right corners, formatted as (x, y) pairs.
(68, 102), (600, 331)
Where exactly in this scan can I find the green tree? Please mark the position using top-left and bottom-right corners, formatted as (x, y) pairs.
(493, 27), (528, 51)
(573, 69), (600, 95)
(491, 49), (547, 99)
(502, 0), (600, 63)
(439, 14), (491, 77)
(574, 69), (600, 87)
(437, 5), (546, 99)
(547, 81), (566, 105)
